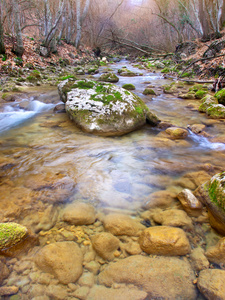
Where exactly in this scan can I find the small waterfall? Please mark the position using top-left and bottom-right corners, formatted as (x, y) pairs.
(188, 129), (225, 150)
(0, 100), (55, 133)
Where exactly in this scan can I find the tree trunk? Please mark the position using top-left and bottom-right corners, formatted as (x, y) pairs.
(75, 0), (90, 49)
(219, 0), (225, 30)
(0, 1), (5, 55)
(199, 0), (211, 39)
(12, 0), (24, 58)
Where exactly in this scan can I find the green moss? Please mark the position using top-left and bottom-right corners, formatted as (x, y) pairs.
(99, 73), (119, 83)
(208, 172), (225, 211)
(135, 106), (144, 115)
(207, 104), (225, 118)
(143, 88), (156, 95)
(59, 75), (77, 81)
(122, 84), (135, 90)
(161, 67), (170, 73)
(90, 88), (123, 105)
(189, 84), (203, 92)
(180, 72), (193, 78)
(0, 222), (28, 250)
(124, 91), (131, 95)
(215, 88), (225, 105)
(198, 95), (218, 112)
(195, 90), (207, 99)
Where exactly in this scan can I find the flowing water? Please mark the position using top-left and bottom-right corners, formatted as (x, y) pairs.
(1, 60), (225, 299)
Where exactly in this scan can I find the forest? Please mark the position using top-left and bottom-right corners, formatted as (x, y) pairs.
(1, 0), (225, 58)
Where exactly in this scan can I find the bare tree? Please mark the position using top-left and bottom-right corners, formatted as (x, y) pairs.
(12, 0), (24, 58)
(75, 0), (90, 48)
(0, 0), (6, 54)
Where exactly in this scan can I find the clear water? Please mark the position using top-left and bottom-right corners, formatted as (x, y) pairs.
(1, 60), (225, 299)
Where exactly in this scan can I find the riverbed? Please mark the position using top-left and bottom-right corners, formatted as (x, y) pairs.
(1, 60), (225, 299)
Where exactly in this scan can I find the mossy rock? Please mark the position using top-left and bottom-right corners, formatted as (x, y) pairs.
(198, 95), (218, 113)
(118, 68), (139, 77)
(189, 84), (204, 92)
(99, 73), (119, 83)
(206, 104), (225, 119)
(215, 88), (225, 105)
(58, 79), (160, 136)
(163, 84), (177, 94)
(74, 67), (85, 75)
(161, 67), (170, 74)
(122, 83), (135, 90)
(195, 90), (207, 99)
(178, 92), (195, 100)
(57, 78), (95, 103)
(207, 172), (225, 211)
(0, 223), (28, 251)
(87, 65), (99, 74)
(143, 88), (156, 95)
(195, 172), (225, 235)
(58, 74), (77, 81)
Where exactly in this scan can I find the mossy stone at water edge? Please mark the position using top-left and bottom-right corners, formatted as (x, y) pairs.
(215, 88), (225, 105)
(143, 88), (156, 95)
(206, 104), (225, 119)
(207, 172), (225, 212)
(0, 222), (28, 250)
(58, 79), (160, 136)
(122, 83), (135, 90)
(99, 73), (119, 83)
(198, 95), (218, 113)
(195, 172), (225, 235)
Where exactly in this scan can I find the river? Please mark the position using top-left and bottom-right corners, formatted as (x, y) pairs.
(0, 60), (225, 299)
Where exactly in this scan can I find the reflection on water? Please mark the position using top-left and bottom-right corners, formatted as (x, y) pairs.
(0, 61), (225, 299)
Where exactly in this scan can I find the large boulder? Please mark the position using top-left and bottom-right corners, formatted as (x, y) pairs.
(35, 241), (83, 284)
(58, 79), (159, 136)
(195, 172), (225, 235)
(98, 255), (197, 299)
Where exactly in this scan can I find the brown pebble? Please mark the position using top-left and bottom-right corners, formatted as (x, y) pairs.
(0, 286), (19, 296)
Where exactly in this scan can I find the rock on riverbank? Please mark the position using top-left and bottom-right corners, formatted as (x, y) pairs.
(58, 79), (160, 136)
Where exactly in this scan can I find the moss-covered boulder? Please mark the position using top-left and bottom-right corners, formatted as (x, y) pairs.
(0, 222), (38, 256)
(118, 67), (139, 77)
(195, 90), (207, 99)
(198, 95), (218, 113)
(99, 72), (119, 83)
(0, 223), (28, 251)
(195, 172), (225, 235)
(206, 104), (225, 119)
(122, 83), (135, 90)
(178, 92), (195, 99)
(58, 79), (160, 136)
(163, 83), (178, 94)
(215, 88), (225, 105)
(143, 88), (156, 95)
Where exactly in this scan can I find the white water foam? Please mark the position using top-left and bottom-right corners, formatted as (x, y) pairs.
(0, 100), (55, 133)
(188, 130), (225, 151)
